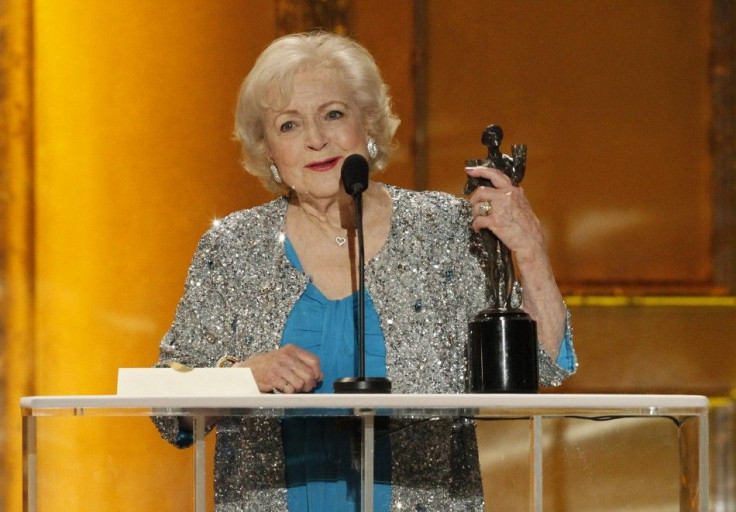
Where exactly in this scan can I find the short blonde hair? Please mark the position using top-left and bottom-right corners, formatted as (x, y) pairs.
(234, 32), (401, 193)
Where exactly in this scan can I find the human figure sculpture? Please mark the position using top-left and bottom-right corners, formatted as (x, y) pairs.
(464, 124), (527, 309)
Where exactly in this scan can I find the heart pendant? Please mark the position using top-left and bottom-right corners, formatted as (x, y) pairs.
(335, 237), (347, 246)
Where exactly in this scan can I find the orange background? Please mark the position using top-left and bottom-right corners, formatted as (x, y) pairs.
(2, 1), (734, 510)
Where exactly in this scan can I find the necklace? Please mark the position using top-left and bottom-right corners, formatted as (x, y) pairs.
(301, 208), (349, 247)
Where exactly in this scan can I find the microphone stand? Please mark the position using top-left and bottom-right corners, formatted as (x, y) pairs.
(333, 188), (391, 395)
(332, 157), (391, 512)
(356, 191), (366, 380)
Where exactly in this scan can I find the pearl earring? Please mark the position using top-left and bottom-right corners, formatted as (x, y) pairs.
(270, 163), (282, 184)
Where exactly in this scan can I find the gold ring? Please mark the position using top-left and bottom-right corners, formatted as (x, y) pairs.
(478, 201), (493, 216)
(216, 355), (239, 368)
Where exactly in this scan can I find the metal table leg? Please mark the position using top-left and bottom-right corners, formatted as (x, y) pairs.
(530, 415), (543, 512)
(23, 415), (37, 512)
(361, 413), (375, 512)
(194, 415), (206, 512)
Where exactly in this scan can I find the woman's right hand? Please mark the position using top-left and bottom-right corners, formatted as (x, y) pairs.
(237, 344), (323, 393)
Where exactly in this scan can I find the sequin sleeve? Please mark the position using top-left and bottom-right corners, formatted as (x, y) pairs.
(151, 226), (233, 446)
(465, 194), (578, 388)
(538, 306), (578, 387)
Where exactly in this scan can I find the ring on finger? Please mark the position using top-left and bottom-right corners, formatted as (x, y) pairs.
(478, 201), (493, 217)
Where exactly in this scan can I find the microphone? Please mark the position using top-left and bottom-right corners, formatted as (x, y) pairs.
(341, 153), (369, 196)
(334, 154), (391, 394)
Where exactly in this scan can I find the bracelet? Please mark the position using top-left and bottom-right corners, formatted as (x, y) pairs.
(216, 355), (239, 368)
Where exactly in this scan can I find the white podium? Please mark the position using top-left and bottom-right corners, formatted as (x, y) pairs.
(21, 393), (709, 511)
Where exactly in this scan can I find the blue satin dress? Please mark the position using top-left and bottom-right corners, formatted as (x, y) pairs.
(279, 238), (577, 511)
(280, 238), (391, 511)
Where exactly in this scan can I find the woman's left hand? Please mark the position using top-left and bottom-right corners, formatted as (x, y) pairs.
(465, 165), (566, 359)
(466, 166), (546, 264)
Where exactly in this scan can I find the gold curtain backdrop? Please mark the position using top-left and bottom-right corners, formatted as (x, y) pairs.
(1, 0), (734, 510)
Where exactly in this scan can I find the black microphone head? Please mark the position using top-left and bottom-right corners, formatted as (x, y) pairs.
(341, 154), (369, 196)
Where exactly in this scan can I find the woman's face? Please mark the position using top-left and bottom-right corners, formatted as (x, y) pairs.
(263, 67), (369, 200)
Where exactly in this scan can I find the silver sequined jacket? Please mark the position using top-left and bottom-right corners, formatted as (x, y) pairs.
(154, 185), (575, 511)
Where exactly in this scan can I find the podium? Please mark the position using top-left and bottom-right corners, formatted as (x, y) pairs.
(21, 393), (709, 511)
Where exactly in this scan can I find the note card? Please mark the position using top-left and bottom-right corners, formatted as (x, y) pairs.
(117, 367), (260, 397)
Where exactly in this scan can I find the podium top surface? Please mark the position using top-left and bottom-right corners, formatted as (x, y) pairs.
(20, 393), (709, 419)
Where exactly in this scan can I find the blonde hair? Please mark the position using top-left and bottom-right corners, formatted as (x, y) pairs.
(234, 32), (400, 193)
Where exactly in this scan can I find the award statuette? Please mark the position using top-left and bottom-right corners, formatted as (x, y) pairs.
(464, 124), (539, 393)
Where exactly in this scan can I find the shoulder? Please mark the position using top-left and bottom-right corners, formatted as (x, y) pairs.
(386, 185), (471, 232)
(193, 196), (288, 262)
(211, 196), (286, 236)
(201, 197), (286, 241)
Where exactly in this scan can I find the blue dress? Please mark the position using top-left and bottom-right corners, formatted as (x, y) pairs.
(280, 238), (391, 511)
(279, 238), (577, 511)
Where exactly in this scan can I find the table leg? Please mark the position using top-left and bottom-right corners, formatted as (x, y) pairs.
(678, 413), (709, 511)
(530, 415), (543, 512)
(194, 415), (206, 512)
(361, 414), (375, 512)
(698, 412), (710, 512)
(23, 415), (37, 512)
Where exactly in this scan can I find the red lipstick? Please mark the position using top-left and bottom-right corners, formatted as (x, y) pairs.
(305, 157), (340, 172)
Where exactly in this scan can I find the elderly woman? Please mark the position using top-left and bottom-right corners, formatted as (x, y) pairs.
(154, 32), (576, 511)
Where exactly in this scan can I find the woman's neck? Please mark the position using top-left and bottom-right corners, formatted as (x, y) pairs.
(291, 192), (354, 231)
(284, 182), (392, 300)
(289, 180), (387, 230)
